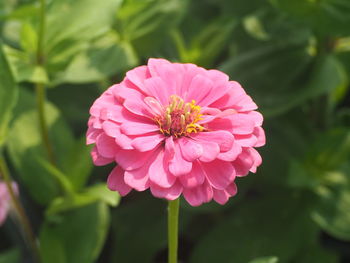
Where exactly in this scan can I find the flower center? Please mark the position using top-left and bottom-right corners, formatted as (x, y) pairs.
(154, 95), (204, 137)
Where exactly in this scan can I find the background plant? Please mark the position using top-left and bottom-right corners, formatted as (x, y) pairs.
(0, 0), (350, 262)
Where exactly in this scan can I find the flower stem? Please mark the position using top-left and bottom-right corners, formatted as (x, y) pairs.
(0, 154), (41, 263)
(35, 83), (55, 165)
(36, 0), (46, 66)
(35, 0), (55, 165)
(168, 198), (180, 263)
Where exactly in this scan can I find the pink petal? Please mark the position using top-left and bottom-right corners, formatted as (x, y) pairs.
(102, 121), (134, 149)
(253, 126), (266, 147)
(107, 166), (132, 196)
(121, 121), (159, 135)
(99, 104), (124, 123)
(115, 149), (156, 171)
(210, 81), (258, 111)
(148, 59), (182, 97)
(169, 141), (193, 176)
(234, 134), (258, 147)
(179, 161), (205, 188)
(229, 114), (255, 135)
(123, 96), (154, 119)
(143, 77), (170, 105)
(86, 126), (101, 145)
(91, 146), (114, 166)
(178, 137), (203, 162)
(185, 74), (213, 104)
(165, 136), (175, 160)
(96, 133), (119, 158)
(131, 133), (164, 152)
(194, 141), (220, 162)
(149, 149), (176, 188)
(125, 65), (150, 91)
(124, 165), (150, 191)
(249, 148), (262, 173)
(199, 71), (230, 106)
(144, 96), (164, 116)
(148, 58), (172, 77)
(191, 130), (234, 152)
(179, 63), (205, 95)
(183, 179), (213, 206)
(217, 141), (242, 162)
(213, 183), (237, 205)
(247, 111), (263, 126)
(150, 180), (183, 200)
(202, 160), (235, 190)
(234, 148), (254, 177)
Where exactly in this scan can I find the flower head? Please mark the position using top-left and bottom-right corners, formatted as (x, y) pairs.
(0, 182), (18, 226)
(87, 58), (265, 206)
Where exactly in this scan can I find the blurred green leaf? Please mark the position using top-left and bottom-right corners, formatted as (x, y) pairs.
(54, 31), (138, 85)
(312, 182), (350, 241)
(273, 0), (350, 36)
(4, 45), (48, 84)
(116, 0), (187, 56)
(190, 190), (318, 263)
(40, 202), (110, 263)
(6, 88), (74, 205)
(288, 129), (350, 189)
(111, 198), (168, 263)
(20, 22), (37, 54)
(0, 43), (18, 148)
(0, 249), (20, 263)
(46, 183), (120, 216)
(243, 15), (269, 41)
(175, 18), (236, 67)
(61, 137), (93, 191)
(248, 256), (278, 263)
(45, 0), (122, 74)
(294, 243), (339, 263)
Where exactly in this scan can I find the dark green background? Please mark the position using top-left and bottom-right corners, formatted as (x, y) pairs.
(1, 0), (350, 262)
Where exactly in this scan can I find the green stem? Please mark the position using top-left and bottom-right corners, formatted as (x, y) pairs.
(0, 155), (41, 263)
(36, 0), (46, 65)
(168, 198), (180, 263)
(35, 83), (55, 165)
(35, 0), (55, 165)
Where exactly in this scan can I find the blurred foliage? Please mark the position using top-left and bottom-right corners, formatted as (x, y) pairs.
(0, 0), (350, 262)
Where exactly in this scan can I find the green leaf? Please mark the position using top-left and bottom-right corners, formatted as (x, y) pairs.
(0, 43), (18, 148)
(45, 0), (122, 74)
(288, 129), (350, 190)
(3, 45), (48, 84)
(116, 0), (187, 56)
(6, 88), (74, 205)
(53, 31), (138, 85)
(178, 18), (237, 67)
(0, 249), (20, 263)
(273, 0), (350, 36)
(46, 183), (120, 216)
(294, 244), (339, 263)
(40, 202), (110, 263)
(243, 15), (269, 41)
(248, 256), (278, 263)
(61, 137), (93, 191)
(110, 198), (168, 263)
(190, 189), (318, 263)
(312, 183), (350, 241)
(20, 22), (37, 54)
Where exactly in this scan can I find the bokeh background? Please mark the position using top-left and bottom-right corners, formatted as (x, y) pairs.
(1, 0), (350, 262)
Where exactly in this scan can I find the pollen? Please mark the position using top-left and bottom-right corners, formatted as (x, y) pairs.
(154, 95), (204, 137)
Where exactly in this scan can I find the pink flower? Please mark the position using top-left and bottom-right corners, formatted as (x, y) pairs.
(87, 58), (265, 206)
(0, 182), (18, 226)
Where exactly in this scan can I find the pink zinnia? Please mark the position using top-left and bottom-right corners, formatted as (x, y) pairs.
(0, 182), (18, 226)
(87, 58), (265, 206)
